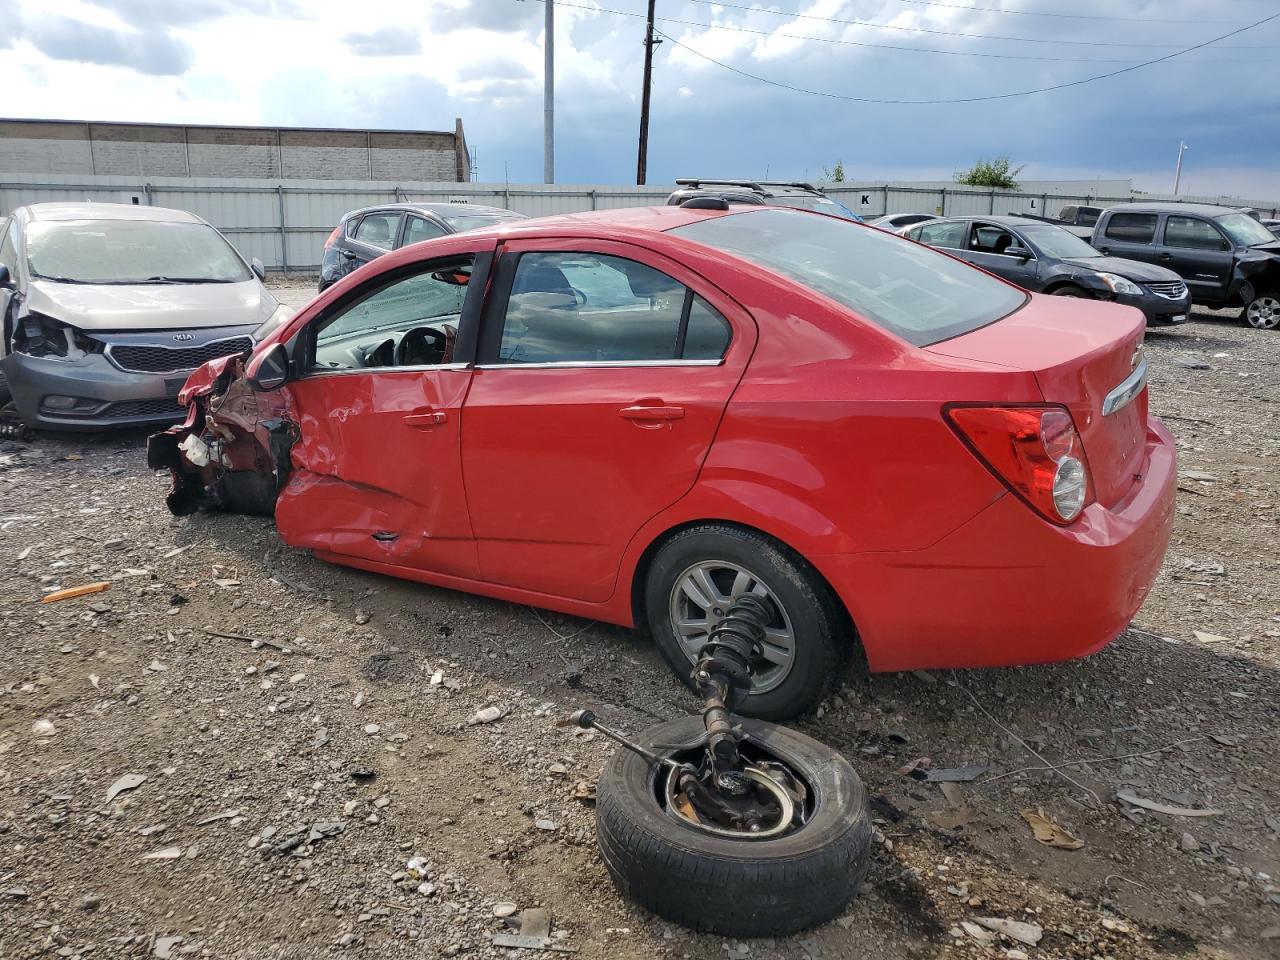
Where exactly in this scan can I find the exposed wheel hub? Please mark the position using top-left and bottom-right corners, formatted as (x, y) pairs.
(1247, 296), (1280, 329)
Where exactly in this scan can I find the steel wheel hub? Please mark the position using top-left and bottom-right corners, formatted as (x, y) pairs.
(669, 561), (796, 694)
(1247, 296), (1280, 329)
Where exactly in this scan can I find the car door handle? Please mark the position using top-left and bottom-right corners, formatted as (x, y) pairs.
(403, 410), (447, 429)
(619, 404), (684, 422)
(341, 249), (358, 260)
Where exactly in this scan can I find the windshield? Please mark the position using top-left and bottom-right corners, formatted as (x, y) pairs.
(441, 211), (525, 232)
(26, 219), (251, 284)
(1018, 224), (1101, 259)
(672, 209), (1026, 347)
(772, 195), (862, 221)
(1215, 213), (1276, 247)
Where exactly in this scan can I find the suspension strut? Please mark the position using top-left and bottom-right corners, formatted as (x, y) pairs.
(691, 593), (771, 784)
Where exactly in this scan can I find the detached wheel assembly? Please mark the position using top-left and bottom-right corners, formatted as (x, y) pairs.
(593, 715), (871, 936)
(577, 592), (871, 936)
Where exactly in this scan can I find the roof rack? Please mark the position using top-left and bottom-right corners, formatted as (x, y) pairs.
(757, 181), (820, 192)
(674, 178), (766, 191)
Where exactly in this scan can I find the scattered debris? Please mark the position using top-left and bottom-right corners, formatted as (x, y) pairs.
(1115, 790), (1223, 818)
(493, 902), (519, 918)
(140, 846), (184, 861)
(308, 821), (346, 843)
(1179, 470), (1220, 483)
(1171, 357), (1211, 370)
(1193, 630), (1231, 645)
(470, 705), (510, 725)
(973, 917), (1043, 946)
(195, 810), (241, 826)
(41, 581), (110, 603)
(153, 935), (183, 959)
(1021, 808), (1084, 850)
(105, 773), (147, 804)
(31, 718), (56, 737)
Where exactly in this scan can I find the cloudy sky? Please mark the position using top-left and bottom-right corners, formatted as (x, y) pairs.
(1, 0), (1278, 198)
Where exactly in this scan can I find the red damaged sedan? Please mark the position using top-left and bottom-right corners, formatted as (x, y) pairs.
(150, 204), (1175, 719)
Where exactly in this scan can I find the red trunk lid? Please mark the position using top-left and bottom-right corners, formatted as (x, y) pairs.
(928, 295), (1148, 508)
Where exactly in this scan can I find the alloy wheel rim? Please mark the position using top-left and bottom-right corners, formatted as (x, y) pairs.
(1246, 296), (1280, 329)
(668, 561), (796, 694)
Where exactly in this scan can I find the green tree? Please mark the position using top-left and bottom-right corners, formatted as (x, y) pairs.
(823, 159), (845, 183)
(954, 156), (1024, 190)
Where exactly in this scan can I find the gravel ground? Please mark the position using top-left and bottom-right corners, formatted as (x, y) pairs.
(1, 286), (1278, 960)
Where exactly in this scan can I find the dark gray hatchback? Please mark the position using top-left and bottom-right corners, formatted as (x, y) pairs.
(318, 202), (526, 292)
(905, 215), (1191, 326)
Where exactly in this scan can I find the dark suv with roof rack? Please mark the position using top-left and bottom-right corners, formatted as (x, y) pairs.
(1090, 203), (1280, 329)
(666, 180), (862, 221)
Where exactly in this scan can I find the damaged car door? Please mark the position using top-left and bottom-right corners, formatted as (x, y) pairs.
(276, 254), (485, 578)
(460, 240), (755, 603)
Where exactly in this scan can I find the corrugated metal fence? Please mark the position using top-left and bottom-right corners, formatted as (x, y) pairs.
(2, 173), (1276, 272)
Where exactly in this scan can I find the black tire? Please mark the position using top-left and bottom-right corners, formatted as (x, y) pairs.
(644, 525), (849, 720)
(1049, 284), (1091, 298)
(596, 716), (872, 936)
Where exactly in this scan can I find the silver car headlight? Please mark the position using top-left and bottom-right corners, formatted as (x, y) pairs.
(252, 304), (295, 342)
(1096, 272), (1143, 297)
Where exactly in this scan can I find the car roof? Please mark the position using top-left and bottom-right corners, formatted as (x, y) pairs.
(933, 215), (1046, 228)
(343, 202), (522, 220)
(466, 204), (738, 239)
(24, 201), (203, 223)
(1104, 202), (1249, 217)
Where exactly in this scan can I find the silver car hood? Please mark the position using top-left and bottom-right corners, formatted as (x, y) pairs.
(28, 279), (279, 331)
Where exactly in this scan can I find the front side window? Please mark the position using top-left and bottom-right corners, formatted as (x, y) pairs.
(25, 219), (250, 284)
(1103, 213), (1158, 244)
(353, 213), (400, 250)
(676, 209), (1025, 347)
(970, 225), (1019, 255)
(496, 252), (730, 364)
(1164, 216), (1227, 251)
(313, 258), (472, 370)
(912, 220), (967, 248)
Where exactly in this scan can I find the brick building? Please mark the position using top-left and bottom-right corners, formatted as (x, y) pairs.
(0, 118), (471, 182)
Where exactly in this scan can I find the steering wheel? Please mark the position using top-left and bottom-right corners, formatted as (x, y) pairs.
(363, 338), (396, 368)
(394, 327), (449, 367)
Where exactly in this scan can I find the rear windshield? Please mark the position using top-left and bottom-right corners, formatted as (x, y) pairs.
(671, 209), (1026, 346)
(26, 219), (250, 284)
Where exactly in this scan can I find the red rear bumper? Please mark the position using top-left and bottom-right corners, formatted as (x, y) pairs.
(817, 418), (1177, 672)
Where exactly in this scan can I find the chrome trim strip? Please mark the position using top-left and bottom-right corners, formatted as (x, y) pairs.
(475, 359), (725, 369)
(1101, 356), (1148, 416)
(105, 334), (255, 375)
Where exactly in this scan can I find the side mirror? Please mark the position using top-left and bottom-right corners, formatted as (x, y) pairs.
(1006, 243), (1032, 260)
(0, 264), (11, 289)
(247, 341), (290, 391)
(250, 257), (267, 282)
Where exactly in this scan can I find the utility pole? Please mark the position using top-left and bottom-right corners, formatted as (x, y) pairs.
(1173, 141), (1188, 195)
(636, 0), (660, 185)
(544, 0), (554, 184)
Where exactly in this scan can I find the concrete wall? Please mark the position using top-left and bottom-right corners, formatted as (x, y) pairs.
(1, 173), (1275, 272)
(0, 119), (469, 182)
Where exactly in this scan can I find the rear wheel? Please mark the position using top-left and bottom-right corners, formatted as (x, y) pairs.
(596, 716), (872, 936)
(644, 525), (848, 720)
(1243, 291), (1280, 329)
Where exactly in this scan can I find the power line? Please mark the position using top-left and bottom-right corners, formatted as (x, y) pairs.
(656, 8), (1280, 104)
(528, 0), (1272, 62)
(726, 0), (1246, 25)
(668, 0), (1270, 48)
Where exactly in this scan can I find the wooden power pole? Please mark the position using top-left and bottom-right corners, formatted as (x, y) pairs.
(636, 0), (660, 185)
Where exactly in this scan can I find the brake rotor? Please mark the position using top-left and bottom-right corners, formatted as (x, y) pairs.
(664, 765), (796, 840)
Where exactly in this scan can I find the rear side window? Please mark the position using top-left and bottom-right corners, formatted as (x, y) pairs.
(403, 216), (448, 246)
(353, 213), (400, 250)
(1103, 212), (1158, 243)
(913, 220), (967, 248)
(496, 252), (730, 364)
(674, 209), (1025, 347)
(1164, 217), (1227, 250)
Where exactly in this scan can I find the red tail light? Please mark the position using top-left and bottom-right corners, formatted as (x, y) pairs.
(323, 224), (343, 251)
(945, 404), (1093, 525)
